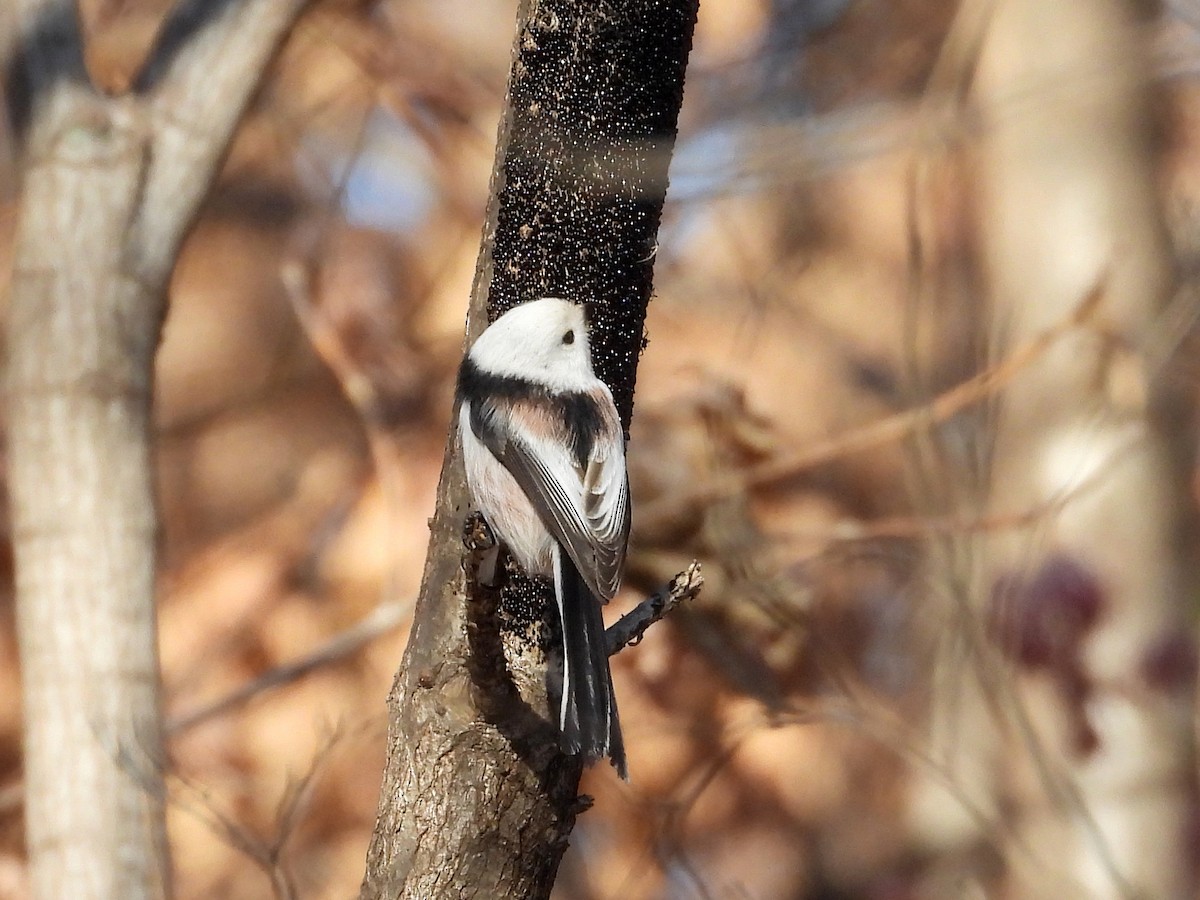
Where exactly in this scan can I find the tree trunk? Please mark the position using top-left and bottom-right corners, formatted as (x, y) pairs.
(9, 97), (173, 900)
(359, 1), (699, 897)
(6, 2), (311, 895)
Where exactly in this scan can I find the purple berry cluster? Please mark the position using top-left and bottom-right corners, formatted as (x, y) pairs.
(988, 554), (1106, 754)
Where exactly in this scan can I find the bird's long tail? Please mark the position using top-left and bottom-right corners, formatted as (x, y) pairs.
(552, 543), (627, 779)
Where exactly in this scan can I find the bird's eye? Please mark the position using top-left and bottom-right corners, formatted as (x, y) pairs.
(562, 330), (575, 345)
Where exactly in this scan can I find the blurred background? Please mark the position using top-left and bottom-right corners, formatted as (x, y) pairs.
(4, 0), (1200, 897)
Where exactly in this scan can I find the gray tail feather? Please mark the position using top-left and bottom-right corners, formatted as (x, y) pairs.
(553, 544), (627, 780)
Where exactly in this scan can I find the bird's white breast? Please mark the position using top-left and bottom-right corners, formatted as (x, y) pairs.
(459, 403), (556, 576)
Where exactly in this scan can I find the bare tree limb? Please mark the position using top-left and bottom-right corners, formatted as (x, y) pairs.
(637, 283), (1105, 531)
(167, 599), (413, 734)
(131, 0), (314, 282)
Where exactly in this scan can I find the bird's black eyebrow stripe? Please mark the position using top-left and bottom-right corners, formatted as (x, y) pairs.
(457, 356), (538, 403)
(457, 357), (603, 469)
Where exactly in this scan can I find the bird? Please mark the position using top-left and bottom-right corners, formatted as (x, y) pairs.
(456, 297), (629, 778)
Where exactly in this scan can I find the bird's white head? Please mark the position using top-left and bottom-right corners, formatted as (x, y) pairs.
(469, 297), (598, 391)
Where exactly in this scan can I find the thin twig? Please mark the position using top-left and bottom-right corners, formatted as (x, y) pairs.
(637, 283), (1105, 532)
(779, 435), (1139, 544)
(166, 600), (411, 734)
(606, 561), (703, 656)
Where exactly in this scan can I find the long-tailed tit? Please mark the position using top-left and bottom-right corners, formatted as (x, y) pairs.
(457, 297), (629, 778)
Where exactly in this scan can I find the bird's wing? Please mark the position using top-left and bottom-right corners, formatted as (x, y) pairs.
(470, 386), (629, 602)
(578, 393), (629, 600)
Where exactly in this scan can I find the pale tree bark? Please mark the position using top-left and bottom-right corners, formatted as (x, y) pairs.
(359, 1), (699, 897)
(915, 0), (1194, 897)
(5, 1), (312, 897)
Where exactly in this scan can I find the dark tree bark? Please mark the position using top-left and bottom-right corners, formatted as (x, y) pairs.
(5, 2), (311, 896)
(359, 1), (699, 897)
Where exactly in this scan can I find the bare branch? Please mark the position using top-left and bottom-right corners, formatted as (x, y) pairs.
(129, 0), (313, 281)
(637, 282), (1106, 532)
(606, 562), (703, 656)
(167, 600), (412, 734)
